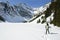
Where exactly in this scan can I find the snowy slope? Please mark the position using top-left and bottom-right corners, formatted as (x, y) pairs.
(0, 7), (60, 40)
(27, 2), (51, 23)
(0, 23), (60, 40)
(33, 2), (51, 15)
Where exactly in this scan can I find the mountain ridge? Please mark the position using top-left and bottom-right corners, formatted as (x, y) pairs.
(0, 1), (34, 23)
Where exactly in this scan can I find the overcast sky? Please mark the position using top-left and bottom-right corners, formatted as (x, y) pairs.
(0, 0), (51, 7)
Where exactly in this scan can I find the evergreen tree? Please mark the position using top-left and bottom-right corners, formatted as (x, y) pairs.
(50, 0), (60, 27)
(37, 19), (40, 23)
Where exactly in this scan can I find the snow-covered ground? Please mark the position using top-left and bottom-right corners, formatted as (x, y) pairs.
(0, 23), (60, 40)
(0, 11), (60, 40)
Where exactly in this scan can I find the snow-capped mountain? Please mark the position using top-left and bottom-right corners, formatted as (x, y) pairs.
(0, 2), (34, 23)
(28, 2), (51, 22)
(0, 1), (52, 23)
(33, 2), (51, 15)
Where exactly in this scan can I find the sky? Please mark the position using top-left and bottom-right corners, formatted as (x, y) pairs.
(0, 0), (51, 7)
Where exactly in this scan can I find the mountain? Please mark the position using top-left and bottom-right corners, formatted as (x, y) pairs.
(0, 2), (34, 23)
(0, 1), (53, 23)
(41, 0), (60, 27)
(0, 0), (60, 27)
(30, 0), (60, 27)
(28, 2), (51, 22)
(33, 2), (51, 14)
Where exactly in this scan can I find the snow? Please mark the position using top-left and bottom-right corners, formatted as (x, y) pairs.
(46, 12), (54, 23)
(33, 2), (51, 14)
(0, 23), (60, 40)
(0, 12), (60, 40)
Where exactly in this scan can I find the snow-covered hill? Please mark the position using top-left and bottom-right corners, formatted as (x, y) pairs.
(0, 23), (60, 40)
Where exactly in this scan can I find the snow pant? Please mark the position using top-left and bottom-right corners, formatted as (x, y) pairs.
(46, 29), (50, 34)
